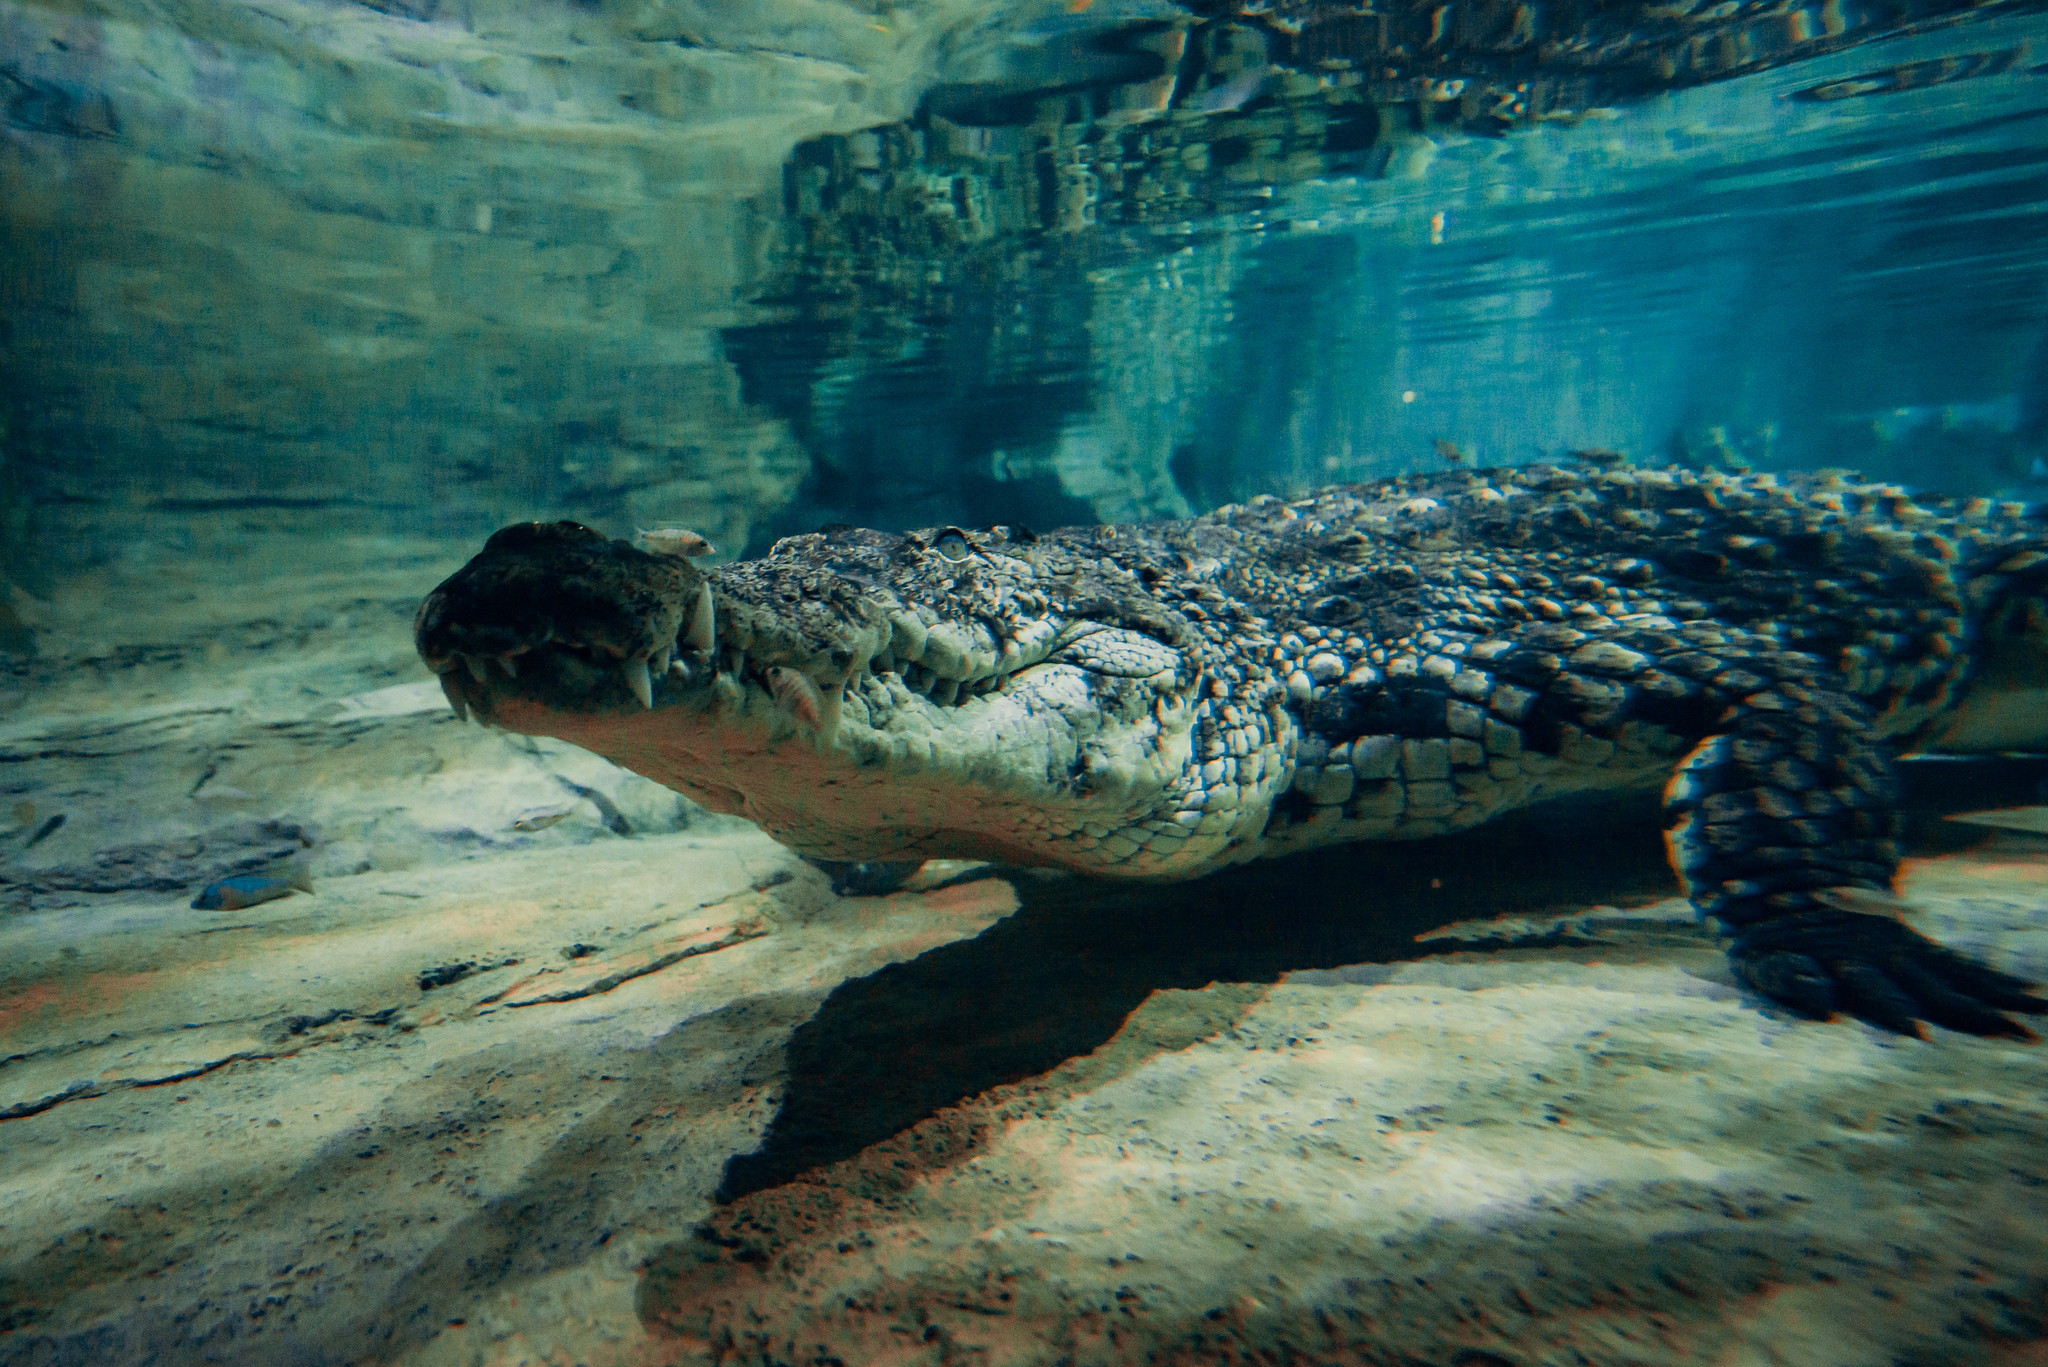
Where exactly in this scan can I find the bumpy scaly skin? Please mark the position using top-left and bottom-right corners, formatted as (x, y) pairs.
(417, 464), (2048, 1037)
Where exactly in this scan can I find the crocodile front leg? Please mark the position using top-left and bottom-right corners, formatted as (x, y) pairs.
(1663, 676), (2047, 1037)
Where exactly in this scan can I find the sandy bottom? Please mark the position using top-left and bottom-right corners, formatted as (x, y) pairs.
(2, 526), (2046, 1367)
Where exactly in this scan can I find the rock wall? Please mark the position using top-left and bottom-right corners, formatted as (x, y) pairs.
(0, 0), (1066, 567)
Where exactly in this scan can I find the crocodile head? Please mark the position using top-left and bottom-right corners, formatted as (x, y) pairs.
(415, 520), (1286, 878)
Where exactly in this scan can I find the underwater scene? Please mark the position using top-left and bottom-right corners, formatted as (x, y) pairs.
(3, 0), (2048, 1361)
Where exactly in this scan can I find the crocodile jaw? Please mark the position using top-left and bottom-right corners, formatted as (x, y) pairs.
(416, 521), (1279, 878)
(478, 660), (1218, 874)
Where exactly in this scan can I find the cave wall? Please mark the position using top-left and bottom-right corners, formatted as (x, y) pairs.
(0, 0), (1062, 568)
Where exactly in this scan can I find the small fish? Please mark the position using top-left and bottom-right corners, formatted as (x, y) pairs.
(509, 805), (574, 833)
(636, 527), (716, 558)
(1195, 65), (1271, 115)
(192, 866), (314, 911)
(1434, 439), (1465, 465)
(1569, 447), (1630, 469)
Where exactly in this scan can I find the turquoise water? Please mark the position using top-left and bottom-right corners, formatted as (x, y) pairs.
(3, 7), (2048, 1363)
(730, 9), (2048, 544)
(2, 4), (2044, 570)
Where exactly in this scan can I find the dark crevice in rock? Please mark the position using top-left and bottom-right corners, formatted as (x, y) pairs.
(1, 819), (316, 896)
(416, 959), (521, 992)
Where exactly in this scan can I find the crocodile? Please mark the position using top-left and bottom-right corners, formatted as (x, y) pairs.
(415, 463), (2048, 1037)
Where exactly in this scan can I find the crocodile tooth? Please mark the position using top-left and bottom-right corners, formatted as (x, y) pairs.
(623, 656), (654, 710)
(817, 678), (843, 745)
(686, 583), (716, 655)
(710, 671), (743, 712)
(651, 645), (672, 676)
(465, 655), (489, 685)
(439, 673), (470, 723)
(498, 654), (519, 679)
(767, 666), (824, 727)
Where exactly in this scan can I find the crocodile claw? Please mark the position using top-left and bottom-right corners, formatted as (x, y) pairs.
(1730, 907), (2047, 1039)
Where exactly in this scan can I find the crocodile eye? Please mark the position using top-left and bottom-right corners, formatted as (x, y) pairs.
(935, 532), (972, 562)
